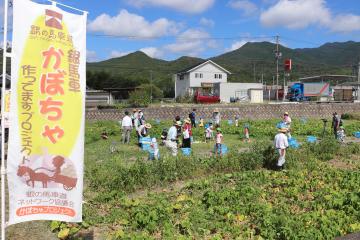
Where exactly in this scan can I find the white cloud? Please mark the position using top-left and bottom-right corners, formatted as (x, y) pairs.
(127, 0), (215, 14)
(260, 0), (360, 33)
(228, 40), (248, 51)
(140, 47), (163, 58)
(260, 0), (331, 29)
(329, 14), (360, 33)
(88, 9), (179, 38)
(86, 50), (98, 62)
(110, 50), (131, 58)
(228, 0), (258, 15)
(199, 17), (215, 27)
(163, 29), (216, 57)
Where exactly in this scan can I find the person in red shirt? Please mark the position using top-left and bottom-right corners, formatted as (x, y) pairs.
(182, 118), (192, 148)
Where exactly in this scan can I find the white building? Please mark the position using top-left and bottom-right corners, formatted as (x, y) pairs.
(174, 60), (231, 98)
(214, 82), (264, 103)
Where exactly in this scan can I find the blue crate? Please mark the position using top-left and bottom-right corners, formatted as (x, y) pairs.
(307, 136), (317, 143)
(140, 137), (152, 151)
(288, 138), (300, 149)
(353, 132), (360, 138)
(214, 144), (228, 154)
(181, 148), (192, 156)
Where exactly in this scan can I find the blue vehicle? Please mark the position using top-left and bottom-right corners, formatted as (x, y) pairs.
(287, 82), (330, 102)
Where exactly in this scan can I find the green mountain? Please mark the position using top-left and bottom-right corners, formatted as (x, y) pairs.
(87, 41), (360, 97)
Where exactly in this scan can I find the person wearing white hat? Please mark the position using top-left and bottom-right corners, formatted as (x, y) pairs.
(274, 128), (289, 170)
(166, 121), (181, 156)
(182, 118), (192, 148)
(212, 108), (221, 127)
(282, 112), (292, 139)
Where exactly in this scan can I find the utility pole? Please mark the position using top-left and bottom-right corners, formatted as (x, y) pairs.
(253, 62), (256, 82)
(357, 60), (360, 100)
(274, 35), (281, 101)
(150, 70), (153, 103)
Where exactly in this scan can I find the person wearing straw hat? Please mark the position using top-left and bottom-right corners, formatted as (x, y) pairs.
(166, 121), (181, 156)
(137, 123), (152, 147)
(274, 128), (289, 170)
(182, 118), (192, 148)
(212, 108), (221, 127)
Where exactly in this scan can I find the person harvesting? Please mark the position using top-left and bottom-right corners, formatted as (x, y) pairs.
(274, 128), (289, 170)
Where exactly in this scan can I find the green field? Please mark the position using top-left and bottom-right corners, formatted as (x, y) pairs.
(46, 118), (360, 239)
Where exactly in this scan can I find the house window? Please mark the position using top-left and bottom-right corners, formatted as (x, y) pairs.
(219, 74), (222, 79)
(179, 74), (184, 80)
(195, 73), (199, 78)
(200, 73), (203, 78)
(214, 74), (217, 79)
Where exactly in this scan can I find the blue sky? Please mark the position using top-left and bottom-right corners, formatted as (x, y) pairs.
(2, 0), (360, 61)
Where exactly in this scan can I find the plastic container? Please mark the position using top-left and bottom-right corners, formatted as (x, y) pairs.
(288, 138), (300, 149)
(353, 132), (360, 138)
(307, 136), (317, 143)
(228, 120), (233, 125)
(181, 148), (192, 156)
(140, 137), (152, 151)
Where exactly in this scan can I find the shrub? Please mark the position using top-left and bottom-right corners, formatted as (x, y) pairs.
(128, 89), (151, 107)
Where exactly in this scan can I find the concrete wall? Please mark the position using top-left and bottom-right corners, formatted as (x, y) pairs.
(86, 103), (360, 121)
(215, 83), (263, 103)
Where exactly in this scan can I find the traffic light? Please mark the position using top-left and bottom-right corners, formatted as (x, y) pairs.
(284, 59), (292, 71)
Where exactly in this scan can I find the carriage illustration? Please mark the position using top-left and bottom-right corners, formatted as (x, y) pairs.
(17, 165), (77, 191)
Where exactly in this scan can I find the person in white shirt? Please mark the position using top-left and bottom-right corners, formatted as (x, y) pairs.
(166, 121), (181, 156)
(274, 128), (289, 170)
(121, 111), (133, 144)
(212, 109), (221, 127)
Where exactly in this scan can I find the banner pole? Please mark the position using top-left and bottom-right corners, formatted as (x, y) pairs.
(1, 0), (9, 238)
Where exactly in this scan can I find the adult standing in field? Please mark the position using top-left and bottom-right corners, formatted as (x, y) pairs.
(138, 109), (145, 122)
(166, 121), (181, 156)
(131, 109), (138, 127)
(212, 108), (221, 127)
(121, 111), (133, 144)
(134, 113), (144, 146)
(182, 118), (192, 148)
(282, 112), (292, 138)
(175, 115), (182, 145)
(274, 128), (289, 170)
(332, 112), (341, 139)
(189, 109), (196, 128)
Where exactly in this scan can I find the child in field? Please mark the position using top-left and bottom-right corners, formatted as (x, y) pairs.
(244, 125), (250, 143)
(160, 128), (168, 146)
(337, 126), (345, 143)
(199, 117), (204, 128)
(215, 128), (223, 157)
(205, 123), (213, 143)
(235, 115), (239, 127)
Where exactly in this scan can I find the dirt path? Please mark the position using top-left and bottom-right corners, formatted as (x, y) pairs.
(6, 221), (57, 240)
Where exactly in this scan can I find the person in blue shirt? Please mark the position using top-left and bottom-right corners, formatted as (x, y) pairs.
(189, 109), (196, 128)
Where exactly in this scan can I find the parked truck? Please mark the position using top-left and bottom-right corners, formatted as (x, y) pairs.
(287, 82), (331, 101)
